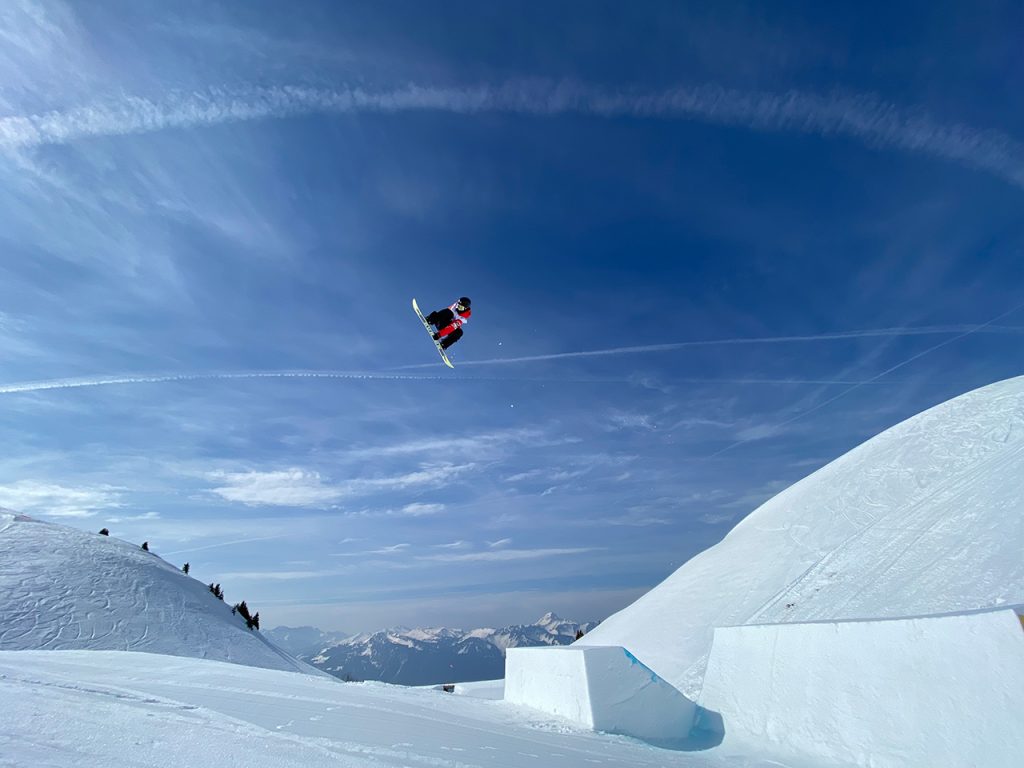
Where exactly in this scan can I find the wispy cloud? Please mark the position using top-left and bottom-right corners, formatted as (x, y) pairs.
(503, 468), (587, 484)
(3, 82), (1023, 188)
(605, 410), (658, 431)
(207, 464), (471, 507)
(350, 502), (448, 518)
(106, 511), (160, 523)
(162, 534), (287, 557)
(434, 540), (471, 550)
(332, 543), (411, 558)
(208, 469), (344, 507)
(419, 546), (602, 563)
(0, 479), (124, 518)
(345, 428), (555, 460)
(0, 370), (454, 397)
(216, 567), (355, 581)
(399, 502), (445, 517)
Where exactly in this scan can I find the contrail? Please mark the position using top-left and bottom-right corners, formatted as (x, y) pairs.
(0, 370), (453, 395)
(0, 369), (898, 396)
(162, 535), (286, 557)
(703, 300), (1024, 459)
(1, 81), (1023, 189)
(0, 324), (1014, 395)
(397, 324), (1024, 369)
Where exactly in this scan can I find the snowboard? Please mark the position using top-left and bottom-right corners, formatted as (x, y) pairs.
(412, 298), (455, 369)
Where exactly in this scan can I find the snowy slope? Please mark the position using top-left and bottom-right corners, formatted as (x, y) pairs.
(0, 512), (317, 674)
(0, 650), (783, 768)
(580, 375), (1024, 695)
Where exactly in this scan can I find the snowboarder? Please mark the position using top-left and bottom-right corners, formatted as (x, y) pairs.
(426, 297), (472, 350)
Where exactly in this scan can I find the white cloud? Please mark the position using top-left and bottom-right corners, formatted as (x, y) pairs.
(487, 538), (512, 548)
(216, 568), (354, 581)
(105, 511), (160, 523)
(161, 535), (286, 557)
(434, 540), (471, 550)
(503, 467), (587, 484)
(347, 428), (567, 461)
(0, 479), (123, 518)
(206, 464), (472, 507)
(0, 370), (457, 397)
(599, 514), (673, 527)
(606, 410), (658, 431)
(399, 502), (445, 516)
(734, 423), (783, 442)
(332, 543), (411, 558)
(208, 469), (343, 507)
(419, 547), (601, 563)
(699, 511), (739, 525)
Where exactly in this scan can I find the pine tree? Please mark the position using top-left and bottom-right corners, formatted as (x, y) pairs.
(182, 562), (190, 575)
(575, 628), (585, 640)
(141, 541), (149, 551)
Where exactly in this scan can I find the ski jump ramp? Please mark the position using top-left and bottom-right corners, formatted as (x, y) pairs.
(699, 607), (1024, 767)
(504, 645), (698, 743)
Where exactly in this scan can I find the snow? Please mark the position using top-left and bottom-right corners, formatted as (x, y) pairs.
(505, 645), (699, 745)
(579, 375), (1024, 696)
(699, 608), (1024, 768)
(0, 650), (769, 767)
(0, 512), (318, 675)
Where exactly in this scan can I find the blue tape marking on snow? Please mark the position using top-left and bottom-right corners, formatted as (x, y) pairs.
(623, 648), (660, 683)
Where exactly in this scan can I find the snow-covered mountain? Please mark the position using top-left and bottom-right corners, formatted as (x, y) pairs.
(277, 612), (597, 685)
(580, 375), (1024, 696)
(0, 511), (318, 674)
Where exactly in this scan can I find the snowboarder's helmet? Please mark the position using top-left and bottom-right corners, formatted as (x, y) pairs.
(458, 296), (471, 309)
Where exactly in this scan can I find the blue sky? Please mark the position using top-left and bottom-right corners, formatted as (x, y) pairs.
(1, 0), (1022, 632)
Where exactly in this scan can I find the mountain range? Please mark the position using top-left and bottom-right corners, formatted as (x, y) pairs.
(267, 613), (597, 685)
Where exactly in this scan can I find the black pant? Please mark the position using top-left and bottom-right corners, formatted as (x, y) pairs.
(439, 327), (463, 349)
(427, 308), (454, 327)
